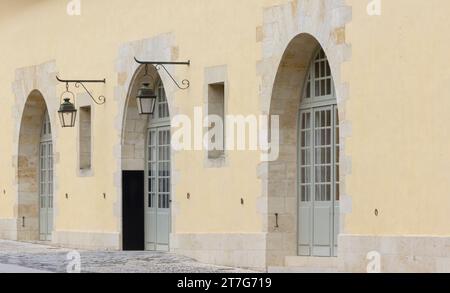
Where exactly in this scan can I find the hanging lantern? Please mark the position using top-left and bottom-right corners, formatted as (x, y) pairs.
(136, 82), (157, 115)
(56, 76), (106, 129)
(58, 98), (77, 128)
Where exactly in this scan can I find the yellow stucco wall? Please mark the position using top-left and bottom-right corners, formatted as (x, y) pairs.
(0, 0), (287, 235)
(344, 0), (450, 235)
(2, 0), (450, 242)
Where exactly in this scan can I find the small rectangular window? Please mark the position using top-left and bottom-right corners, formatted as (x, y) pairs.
(207, 82), (225, 159)
(79, 106), (92, 170)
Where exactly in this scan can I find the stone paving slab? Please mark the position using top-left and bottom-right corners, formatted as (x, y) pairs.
(0, 240), (256, 273)
(0, 263), (52, 273)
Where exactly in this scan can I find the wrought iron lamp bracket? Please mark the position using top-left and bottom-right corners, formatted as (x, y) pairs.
(56, 76), (106, 105)
(134, 57), (190, 90)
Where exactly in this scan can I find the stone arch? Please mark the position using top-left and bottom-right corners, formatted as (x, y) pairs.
(17, 90), (53, 241)
(114, 34), (180, 250)
(120, 64), (172, 251)
(258, 1), (352, 267)
(10, 61), (58, 242)
(121, 64), (169, 171)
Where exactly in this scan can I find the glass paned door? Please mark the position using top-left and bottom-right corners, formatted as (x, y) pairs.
(298, 106), (339, 257)
(39, 141), (53, 241)
(145, 127), (171, 251)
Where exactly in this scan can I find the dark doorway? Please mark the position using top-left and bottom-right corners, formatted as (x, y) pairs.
(122, 171), (145, 251)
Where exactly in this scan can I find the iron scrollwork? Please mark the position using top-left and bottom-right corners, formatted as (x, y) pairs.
(56, 76), (106, 105)
(134, 57), (190, 90)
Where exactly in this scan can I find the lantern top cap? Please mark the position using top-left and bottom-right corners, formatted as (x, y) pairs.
(58, 98), (76, 112)
(137, 83), (157, 98)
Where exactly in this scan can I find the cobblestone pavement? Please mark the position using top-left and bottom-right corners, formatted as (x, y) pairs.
(0, 240), (256, 273)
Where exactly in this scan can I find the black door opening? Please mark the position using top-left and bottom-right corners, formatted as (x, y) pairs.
(122, 171), (145, 251)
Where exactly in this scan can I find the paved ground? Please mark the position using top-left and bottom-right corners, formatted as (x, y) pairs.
(0, 263), (52, 273)
(0, 240), (255, 273)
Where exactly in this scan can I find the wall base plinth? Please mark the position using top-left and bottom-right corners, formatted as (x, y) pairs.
(53, 231), (120, 251)
(171, 233), (267, 271)
(339, 234), (450, 273)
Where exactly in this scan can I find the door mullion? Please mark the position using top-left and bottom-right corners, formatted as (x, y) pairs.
(44, 143), (47, 236)
(44, 142), (48, 235)
(145, 129), (150, 248)
(310, 108), (316, 255)
(46, 142), (49, 236)
(46, 142), (49, 218)
(155, 129), (160, 246)
(331, 106), (336, 255)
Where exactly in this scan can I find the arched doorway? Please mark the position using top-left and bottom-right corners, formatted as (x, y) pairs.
(266, 32), (344, 265)
(18, 90), (54, 241)
(298, 48), (339, 257)
(121, 66), (171, 251)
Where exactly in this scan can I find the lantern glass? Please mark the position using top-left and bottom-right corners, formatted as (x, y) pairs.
(136, 83), (157, 115)
(58, 111), (77, 128)
(136, 96), (157, 115)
